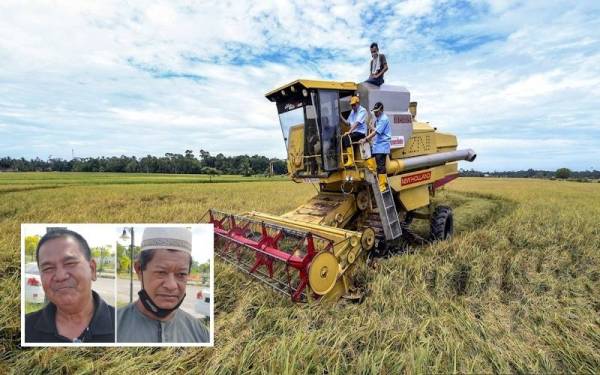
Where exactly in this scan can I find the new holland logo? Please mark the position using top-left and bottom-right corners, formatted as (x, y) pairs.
(401, 171), (431, 185)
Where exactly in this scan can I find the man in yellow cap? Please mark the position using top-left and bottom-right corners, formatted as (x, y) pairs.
(341, 95), (368, 167)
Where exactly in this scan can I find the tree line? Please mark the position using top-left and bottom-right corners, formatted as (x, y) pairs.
(116, 243), (208, 282)
(4, 151), (598, 180)
(25, 235), (114, 272)
(460, 168), (600, 180)
(0, 150), (288, 176)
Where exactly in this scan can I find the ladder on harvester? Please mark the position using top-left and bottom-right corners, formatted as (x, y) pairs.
(365, 171), (402, 240)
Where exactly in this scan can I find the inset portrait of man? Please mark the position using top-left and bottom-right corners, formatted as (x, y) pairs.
(117, 227), (209, 343)
(25, 229), (115, 343)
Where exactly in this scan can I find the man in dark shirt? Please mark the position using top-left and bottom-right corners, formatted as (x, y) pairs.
(25, 290), (115, 343)
(365, 42), (388, 87)
(24, 229), (115, 343)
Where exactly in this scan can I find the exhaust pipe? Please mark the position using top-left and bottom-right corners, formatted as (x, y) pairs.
(408, 101), (417, 120)
(387, 149), (477, 174)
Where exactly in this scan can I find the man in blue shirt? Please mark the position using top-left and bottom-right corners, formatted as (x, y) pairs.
(341, 96), (367, 167)
(360, 102), (391, 192)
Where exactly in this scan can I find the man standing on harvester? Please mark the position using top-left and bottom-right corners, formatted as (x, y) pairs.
(341, 95), (368, 167)
(360, 102), (391, 192)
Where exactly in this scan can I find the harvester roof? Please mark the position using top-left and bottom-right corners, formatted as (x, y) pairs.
(265, 79), (357, 102)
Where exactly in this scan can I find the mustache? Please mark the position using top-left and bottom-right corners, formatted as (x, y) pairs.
(51, 281), (77, 291)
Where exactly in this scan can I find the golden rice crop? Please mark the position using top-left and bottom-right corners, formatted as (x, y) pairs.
(1, 173), (599, 374)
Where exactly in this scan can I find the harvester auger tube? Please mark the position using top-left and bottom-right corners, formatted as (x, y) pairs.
(208, 209), (374, 303)
(386, 149), (477, 174)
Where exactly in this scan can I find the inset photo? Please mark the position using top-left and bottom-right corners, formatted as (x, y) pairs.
(21, 224), (117, 345)
(115, 224), (213, 346)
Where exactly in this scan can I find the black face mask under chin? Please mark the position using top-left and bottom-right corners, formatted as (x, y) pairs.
(138, 272), (185, 318)
(138, 289), (185, 318)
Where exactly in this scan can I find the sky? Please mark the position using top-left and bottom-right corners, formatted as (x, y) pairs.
(1, 0), (599, 171)
(22, 224), (212, 263)
(23, 224), (116, 252)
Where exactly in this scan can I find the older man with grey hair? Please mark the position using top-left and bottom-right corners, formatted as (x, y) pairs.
(117, 227), (209, 343)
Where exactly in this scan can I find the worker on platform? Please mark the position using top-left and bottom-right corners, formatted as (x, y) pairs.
(341, 95), (367, 167)
(365, 42), (388, 87)
(360, 102), (391, 192)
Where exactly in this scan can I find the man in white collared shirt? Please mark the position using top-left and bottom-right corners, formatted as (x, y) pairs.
(341, 96), (368, 167)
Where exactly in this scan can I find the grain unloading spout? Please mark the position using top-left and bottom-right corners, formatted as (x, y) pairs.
(387, 149), (477, 174)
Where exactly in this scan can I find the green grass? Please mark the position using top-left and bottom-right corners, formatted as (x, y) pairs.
(0, 172), (286, 188)
(1, 173), (599, 374)
(24, 302), (45, 314)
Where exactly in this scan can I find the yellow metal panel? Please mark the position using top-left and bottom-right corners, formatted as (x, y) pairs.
(392, 131), (436, 159)
(389, 168), (433, 190)
(399, 185), (430, 211)
(266, 79), (357, 97)
(389, 163), (457, 191)
(434, 132), (458, 151)
(281, 192), (357, 228)
(412, 121), (434, 132)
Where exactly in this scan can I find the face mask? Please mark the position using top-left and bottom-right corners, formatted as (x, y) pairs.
(138, 271), (185, 318)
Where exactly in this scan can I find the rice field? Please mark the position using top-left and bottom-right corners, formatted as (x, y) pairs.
(1, 173), (599, 374)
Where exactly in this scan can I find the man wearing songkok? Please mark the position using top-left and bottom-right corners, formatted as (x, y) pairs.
(117, 227), (209, 343)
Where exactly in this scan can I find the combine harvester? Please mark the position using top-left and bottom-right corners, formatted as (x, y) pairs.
(208, 79), (476, 303)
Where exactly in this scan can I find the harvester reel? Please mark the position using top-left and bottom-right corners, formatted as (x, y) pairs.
(308, 252), (340, 295)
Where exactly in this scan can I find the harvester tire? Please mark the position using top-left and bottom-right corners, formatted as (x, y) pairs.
(430, 206), (453, 241)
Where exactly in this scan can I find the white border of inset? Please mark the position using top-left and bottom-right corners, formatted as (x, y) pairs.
(21, 223), (214, 347)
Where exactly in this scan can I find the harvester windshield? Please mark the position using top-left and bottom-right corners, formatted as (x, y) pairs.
(275, 89), (345, 174)
(277, 100), (304, 148)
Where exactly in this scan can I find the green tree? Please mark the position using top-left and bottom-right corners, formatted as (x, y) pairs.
(100, 245), (113, 271)
(25, 235), (41, 262)
(556, 168), (571, 179)
(201, 167), (221, 182)
(240, 159), (253, 176)
(119, 256), (130, 274)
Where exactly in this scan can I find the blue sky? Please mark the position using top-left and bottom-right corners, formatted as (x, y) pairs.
(1, 0), (599, 171)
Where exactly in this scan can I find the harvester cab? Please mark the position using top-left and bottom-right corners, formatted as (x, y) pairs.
(267, 80), (357, 177)
(266, 80), (416, 180)
(209, 79), (476, 303)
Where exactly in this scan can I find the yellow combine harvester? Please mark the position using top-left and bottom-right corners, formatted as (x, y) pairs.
(208, 79), (476, 303)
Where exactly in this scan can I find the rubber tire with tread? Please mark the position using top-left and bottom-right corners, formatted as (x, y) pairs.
(430, 205), (453, 241)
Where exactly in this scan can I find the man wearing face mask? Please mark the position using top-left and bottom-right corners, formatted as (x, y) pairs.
(117, 227), (209, 343)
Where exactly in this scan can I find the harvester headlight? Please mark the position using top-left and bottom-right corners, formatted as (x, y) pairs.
(302, 89), (308, 97)
(290, 86), (296, 93)
(280, 89), (286, 96)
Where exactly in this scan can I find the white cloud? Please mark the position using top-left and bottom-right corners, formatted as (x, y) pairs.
(395, 0), (434, 17)
(0, 0), (599, 170)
